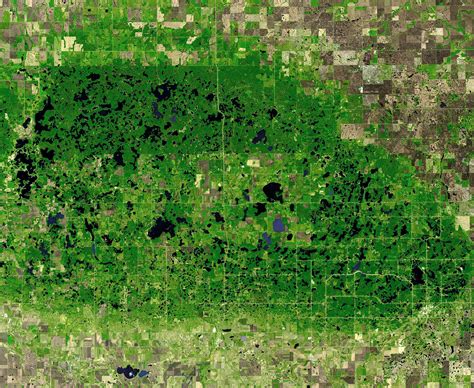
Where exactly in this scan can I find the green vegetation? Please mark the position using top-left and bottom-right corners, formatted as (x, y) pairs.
(0, 0), (472, 383)
(2, 65), (470, 332)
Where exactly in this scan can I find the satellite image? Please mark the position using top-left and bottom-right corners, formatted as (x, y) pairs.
(0, 0), (472, 385)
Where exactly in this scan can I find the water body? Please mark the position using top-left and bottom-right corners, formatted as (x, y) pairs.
(254, 202), (266, 216)
(148, 217), (176, 239)
(352, 261), (361, 271)
(262, 232), (272, 245)
(138, 370), (150, 378)
(212, 212), (225, 223)
(262, 232), (272, 250)
(117, 365), (139, 379)
(273, 219), (285, 232)
(252, 129), (267, 144)
(263, 182), (283, 203)
(47, 212), (64, 225)
(411, 266), (425, 285)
